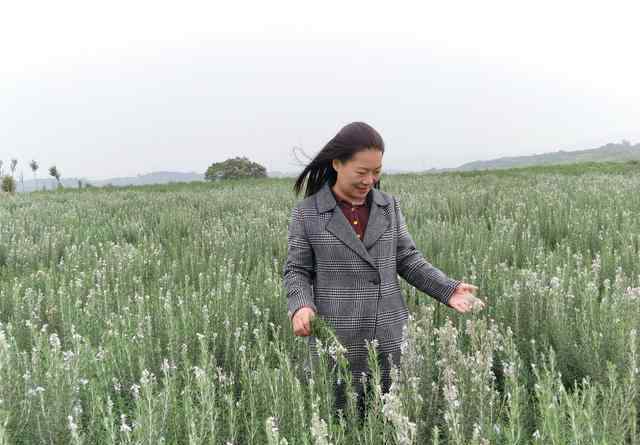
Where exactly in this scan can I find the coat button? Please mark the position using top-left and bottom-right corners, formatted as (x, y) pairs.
(370, 278), (380, 285)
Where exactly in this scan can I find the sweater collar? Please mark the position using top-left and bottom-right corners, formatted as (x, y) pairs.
(316, 182), (388, 214)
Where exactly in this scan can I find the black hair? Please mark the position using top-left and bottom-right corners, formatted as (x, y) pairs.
(293, 122), (385, 197)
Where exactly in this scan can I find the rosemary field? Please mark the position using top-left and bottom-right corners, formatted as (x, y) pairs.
(0, 164), (639, 444)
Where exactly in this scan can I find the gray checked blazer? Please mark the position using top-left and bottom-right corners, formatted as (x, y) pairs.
(283, 182), (460, 379)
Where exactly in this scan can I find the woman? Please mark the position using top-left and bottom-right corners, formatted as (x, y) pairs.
(283, 122), (484, 414)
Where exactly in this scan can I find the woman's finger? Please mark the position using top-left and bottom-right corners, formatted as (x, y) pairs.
(463, 283), (479, 293)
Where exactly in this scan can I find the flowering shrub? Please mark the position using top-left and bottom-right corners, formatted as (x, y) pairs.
(0, 170), (638, 443)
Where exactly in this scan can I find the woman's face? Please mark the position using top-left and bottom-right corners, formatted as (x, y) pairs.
(332, 148), (383, 203)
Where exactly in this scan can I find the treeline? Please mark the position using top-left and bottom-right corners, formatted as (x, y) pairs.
(2, 155), (269, 194)
(0, 159), (72, 194)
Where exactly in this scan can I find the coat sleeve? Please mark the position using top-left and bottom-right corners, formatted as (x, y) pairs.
(394, 197), (460, 305)
(283, 205), (317, 319)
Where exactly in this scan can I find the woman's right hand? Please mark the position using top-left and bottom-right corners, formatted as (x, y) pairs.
(292, 307), (316, 337)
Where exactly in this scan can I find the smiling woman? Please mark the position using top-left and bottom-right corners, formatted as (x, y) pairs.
(332, 149), (382, 205)
(293, 122), (386, 199)
(284, 121), (485, 416)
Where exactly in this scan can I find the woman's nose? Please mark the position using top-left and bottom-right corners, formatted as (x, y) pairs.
(362, 174), (374, 185)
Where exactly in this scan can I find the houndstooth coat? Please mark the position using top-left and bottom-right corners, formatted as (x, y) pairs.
(283, 182), (460, 387)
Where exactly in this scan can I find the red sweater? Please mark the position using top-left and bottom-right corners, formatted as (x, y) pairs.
(331, 187), (371, 241)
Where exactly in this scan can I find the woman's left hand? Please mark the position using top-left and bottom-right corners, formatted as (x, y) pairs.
(448, 282), (486, 314)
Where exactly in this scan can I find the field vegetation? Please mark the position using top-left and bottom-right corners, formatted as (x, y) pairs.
(0, 162), (639, 444)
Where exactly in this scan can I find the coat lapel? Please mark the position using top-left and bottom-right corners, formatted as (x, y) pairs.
(362, 194), (390, 250)
(316, 182), (391, 270)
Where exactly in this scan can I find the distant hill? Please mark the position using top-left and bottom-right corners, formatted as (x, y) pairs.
(454, 140), (640, 171)
(17, 171), (205, 192)
(90, 171), (205, 187)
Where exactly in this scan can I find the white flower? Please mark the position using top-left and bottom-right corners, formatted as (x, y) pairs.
(49, 333), (61, 351)
(625, 287), (640, 299)
(193, 366), (206, 380)
(161, 358), (176, 374)
(266, 417), (278, 434)
(120, 414), (132, 433)
(140, 369), (155, 386)
(67, 415), (78, 435)
(503, 361), (516, 379)
(0, 330), (9, 353)
(381, 368), (416, 445)
(265, 416), (288, 445)
(310, 410), (332, 445)
(131, 384), (140, 400)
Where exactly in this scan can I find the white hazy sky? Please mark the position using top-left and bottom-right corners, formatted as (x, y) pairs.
(2, 1), (639, 179)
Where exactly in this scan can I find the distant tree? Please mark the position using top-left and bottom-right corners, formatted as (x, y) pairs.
(1, 175), (16, 193)
(10, 159), (17, 178)
(205, 157), (267, 181)
(19, 170), (24, 192)
(49, 165), (62, 189)
(0, 160), (3, 176)
(29, 160), (39, 190)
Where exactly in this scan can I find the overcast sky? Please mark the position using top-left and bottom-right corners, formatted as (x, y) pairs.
(2, 1), (639, 180)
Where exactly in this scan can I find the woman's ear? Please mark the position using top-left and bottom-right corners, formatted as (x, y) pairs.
(331, 159), (341, 172)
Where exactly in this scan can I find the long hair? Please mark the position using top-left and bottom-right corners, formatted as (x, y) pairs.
(293, 122), (385, 197)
